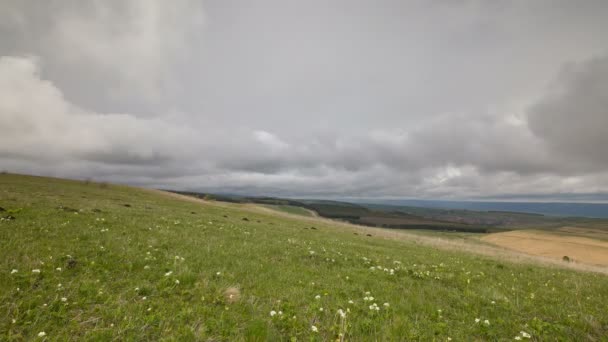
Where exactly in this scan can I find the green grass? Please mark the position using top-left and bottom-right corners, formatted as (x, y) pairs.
(1, 173), (607, 341)
(262, 205), (315, 217)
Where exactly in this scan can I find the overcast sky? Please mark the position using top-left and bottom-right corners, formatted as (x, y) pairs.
(1, 1), (608, 201)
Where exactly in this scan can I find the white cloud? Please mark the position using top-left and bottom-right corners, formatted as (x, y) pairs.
(253, 130), (289, 151)
(0, 56), (198, 165)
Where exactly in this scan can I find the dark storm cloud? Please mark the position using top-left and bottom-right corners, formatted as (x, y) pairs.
(1, 1), (608, 200)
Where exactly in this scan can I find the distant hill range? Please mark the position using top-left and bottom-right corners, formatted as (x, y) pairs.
(169, 191), (608, 232)
(361, 199), (608, 219)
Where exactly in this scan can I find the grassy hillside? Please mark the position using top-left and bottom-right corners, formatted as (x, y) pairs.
(261, 205), (316, 217)
(1, 174), (607, 340)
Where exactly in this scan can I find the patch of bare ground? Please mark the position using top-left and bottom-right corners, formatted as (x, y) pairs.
(152, 189), (608, 275)
(482, 229), (608, 268)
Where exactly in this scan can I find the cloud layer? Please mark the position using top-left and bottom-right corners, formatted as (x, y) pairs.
(1, 1), (608, 200)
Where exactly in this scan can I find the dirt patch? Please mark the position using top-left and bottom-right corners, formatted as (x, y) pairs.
(482, 230), (608, 267)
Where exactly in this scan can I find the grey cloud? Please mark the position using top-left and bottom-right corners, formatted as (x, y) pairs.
(2, 1), (608, 200)
(0, 0), (205, 112)
(528, 55), (608, 169)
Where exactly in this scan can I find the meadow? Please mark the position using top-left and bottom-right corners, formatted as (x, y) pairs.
(1, 173), (607, 340)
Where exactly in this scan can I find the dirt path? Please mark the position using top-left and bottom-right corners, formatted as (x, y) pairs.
(482, 230), (608, 267)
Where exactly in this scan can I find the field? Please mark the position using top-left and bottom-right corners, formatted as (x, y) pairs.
(482, 228), (608, 267)
(1, 174), (608, 340)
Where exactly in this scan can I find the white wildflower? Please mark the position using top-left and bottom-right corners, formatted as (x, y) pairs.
(270, 310), (277, 317)
(61, 297), (67, 302)
(315, 295), (321, 300)
(11, 269), (18, 274)
(311, 325), (318, 332)
(164, 271), (173, 276)
(38, 332), (46, 337)
(32, 269), (41, 273)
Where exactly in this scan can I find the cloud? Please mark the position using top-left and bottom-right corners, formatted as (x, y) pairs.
(253, 130), (289, 151)
(1, 1), (608, 200)
(528, 55), (608, 169)
(0, 0), (205, 107)
(0, 56), (199, 166)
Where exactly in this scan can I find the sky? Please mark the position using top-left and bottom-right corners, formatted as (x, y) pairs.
(1, 0), (608, 201)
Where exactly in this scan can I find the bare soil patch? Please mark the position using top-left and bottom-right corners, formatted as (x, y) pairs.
(482, 229), (608, 267)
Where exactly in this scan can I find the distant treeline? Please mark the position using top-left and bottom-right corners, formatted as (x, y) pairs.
(169, 191), (490, 233)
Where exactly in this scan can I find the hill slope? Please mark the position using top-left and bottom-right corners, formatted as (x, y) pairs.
(1, 174), (607, 340)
